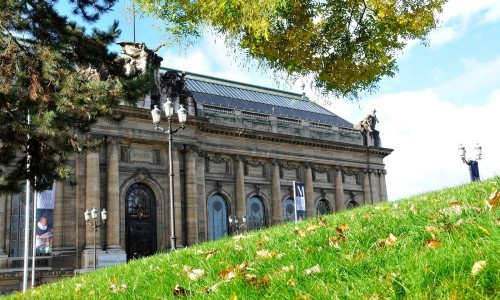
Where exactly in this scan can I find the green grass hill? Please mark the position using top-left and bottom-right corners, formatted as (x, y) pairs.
(7, 178), (500, 299)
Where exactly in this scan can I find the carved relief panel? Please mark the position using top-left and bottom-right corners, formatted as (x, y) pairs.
(205, 154), (231, 174)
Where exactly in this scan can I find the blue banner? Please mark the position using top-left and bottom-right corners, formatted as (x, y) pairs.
(293, 181), (306, 221)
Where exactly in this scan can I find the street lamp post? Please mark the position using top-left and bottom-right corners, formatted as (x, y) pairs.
(458, 143), (482, 182)
(151, 99), (188, 251)
(228, 214), (247, 235)
(84, 207), (107, 270)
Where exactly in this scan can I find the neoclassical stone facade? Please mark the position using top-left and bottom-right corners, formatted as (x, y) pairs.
(0, 69), (392, 293)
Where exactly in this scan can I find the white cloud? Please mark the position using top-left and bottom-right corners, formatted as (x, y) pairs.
(328, 89), (500, 201)
(435, 55), (500, 102)
(424, 0), (500, 48)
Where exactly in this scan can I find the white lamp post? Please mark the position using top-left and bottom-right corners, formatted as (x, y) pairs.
(151, 99), (187, 250)
(84, 208), (107, 270)
(229, 214), (247, 235)
(458, 143), (482, 182)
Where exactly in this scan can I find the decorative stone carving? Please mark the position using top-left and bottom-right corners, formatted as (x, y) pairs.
(116, 42), (163, 77)
(280, 162), (300, 180)
(206, 154), (230, 174)
(245, 159), (267, 177)
(343, 169), (360, 185)
(254, 184), (262, 196)
(215, 181), (223, 193)
(312, 165), (331, 182)
(134, 167), (152, 183)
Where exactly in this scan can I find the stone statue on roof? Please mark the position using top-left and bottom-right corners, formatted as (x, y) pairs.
(116, 42), (164, 77)
(355, 109), (381, 147)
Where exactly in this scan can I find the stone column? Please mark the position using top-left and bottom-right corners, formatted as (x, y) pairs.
(52, 182), (64, 251)
(379, 170), (388, 202)
(197, 153), (207, 241)
(106, 137), (123, 252)
(334, 166), (345, 212)
(304, 163), (314, 217)
(82, 150), (102, 269)
(184, 145), (198, 245)
(362, 169), (372, 205)
(370, 170), (381, 204)
(173, 145), (184, 247)
(270, 159), (282, 225)
(234, 155), (246, 220)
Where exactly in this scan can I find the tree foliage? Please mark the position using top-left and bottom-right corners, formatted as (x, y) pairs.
(0, 0), (152, 193)
(137, 0), (446, 98)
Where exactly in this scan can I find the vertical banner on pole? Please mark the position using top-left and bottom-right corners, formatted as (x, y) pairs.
(293, 181), (306, 222)
(35, 182), (55, 254)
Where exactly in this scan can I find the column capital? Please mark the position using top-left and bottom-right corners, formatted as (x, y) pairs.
(234, 154), (246, 162)
(173, 142), (185, 151)
(303, 161), (314, 169)
(334, 165), (344, 172)
(105, 135), (123, 144)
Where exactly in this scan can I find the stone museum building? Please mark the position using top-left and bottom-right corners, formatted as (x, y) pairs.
(0, 45), (392, 292)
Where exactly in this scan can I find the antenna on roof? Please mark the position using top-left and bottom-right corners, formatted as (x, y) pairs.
(301, 83), (306, 98)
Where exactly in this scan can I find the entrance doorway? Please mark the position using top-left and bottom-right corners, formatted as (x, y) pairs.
(125, 183), (157, 260)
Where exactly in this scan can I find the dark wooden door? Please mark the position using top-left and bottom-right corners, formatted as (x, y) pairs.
(125, 183), (157, 260)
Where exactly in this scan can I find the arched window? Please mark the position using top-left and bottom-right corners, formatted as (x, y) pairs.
(346, 201), (358, 210)
(282, 198), (295, 222)
(247, 197), (265, 230)
(126, 183), (155, 219)
(316, 199), (331, 215)
(208, 194), (228, 240)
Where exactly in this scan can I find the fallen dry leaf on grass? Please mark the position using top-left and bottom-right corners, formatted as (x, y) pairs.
(379, 233), (397, 247)
(219, 268), (236, 280)
(425, 239), (440, 249)
(187, 269), (205, 281)
(173, 284), (191, 297)
(486, 190), (499, 211)
(471, 261), (487, 276)
(305, 264), (321, 275)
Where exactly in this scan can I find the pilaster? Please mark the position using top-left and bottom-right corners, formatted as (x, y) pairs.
(270, 159), (282, 225)
(379, 170), (388, 202)
(362, 169), (372, 205)
(334, 166), (345, 212)
(173, 145), (184, 247)
(234, 155), (246, 219)
(304, 163), (314, 217)
(81, 149), (102, 270)
(52, 182), (64, 251)
(105, 137), (124, 253)
(370, 170), (381, 204)
(184, 145), (198, 245)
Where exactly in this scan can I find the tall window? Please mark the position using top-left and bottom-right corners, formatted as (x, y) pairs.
(208, 194), (228, 240)
(247, 197), (265, 230)
(282, 198), (295, 222)
(10, 191), (29, 257)
(316, 199), (331, 215)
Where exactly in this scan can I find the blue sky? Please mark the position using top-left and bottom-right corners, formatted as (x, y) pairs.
(68, 0), (500, 200)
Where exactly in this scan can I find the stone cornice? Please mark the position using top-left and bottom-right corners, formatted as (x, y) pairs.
(198, 123), (393, 156)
